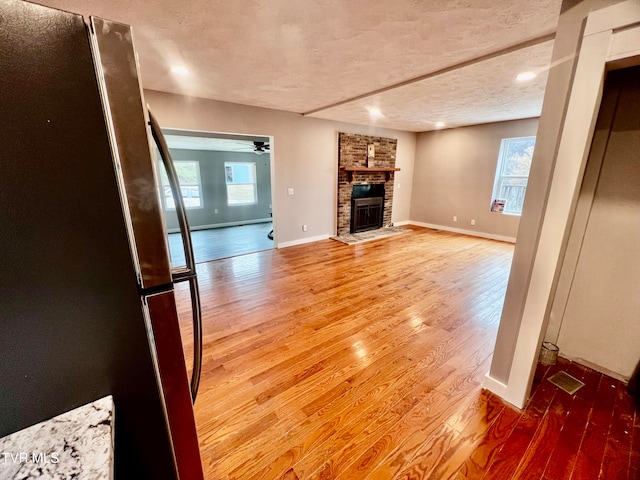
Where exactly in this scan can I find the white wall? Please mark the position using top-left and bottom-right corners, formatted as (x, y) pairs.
(410, 118), (538, 241)
(145, 90), (416, 247)
(556, 153), (640, 378)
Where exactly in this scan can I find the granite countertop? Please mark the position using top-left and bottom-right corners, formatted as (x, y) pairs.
(0, 396), (114, 479)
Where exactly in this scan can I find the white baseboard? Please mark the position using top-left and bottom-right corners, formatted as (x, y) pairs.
(393, 220), (412, 226)
(277, 234), (331, 249)
(483, 373), (508, 398)
(409, 221), (516, 243)
(558, 354), (629, 383)
(483, 373), (526, 409)
(167, 218), (272, 234)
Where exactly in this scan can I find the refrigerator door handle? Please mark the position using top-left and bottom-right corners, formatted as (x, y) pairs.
(148, 109), (203, 403)
(185, 275), (203, 402)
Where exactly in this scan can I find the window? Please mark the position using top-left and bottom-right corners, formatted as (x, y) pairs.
(225, 162), (257, 205)
(160, 160), (203, 210)
(491, 136), (536, 215)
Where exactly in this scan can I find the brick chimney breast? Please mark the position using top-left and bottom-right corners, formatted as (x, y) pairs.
(337, 132), (397, 236)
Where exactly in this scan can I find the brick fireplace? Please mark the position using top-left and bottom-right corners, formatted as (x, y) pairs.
(337, 132), (398, 237)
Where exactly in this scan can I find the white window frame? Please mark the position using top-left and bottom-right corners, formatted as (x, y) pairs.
(225, 162), (257, 206)
(491, 136), (536, 215)
(160, 160), (203, 211)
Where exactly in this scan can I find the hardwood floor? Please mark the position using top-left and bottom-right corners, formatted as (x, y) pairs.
(168, 222), (273, 265)
(173, 226), (638, 479)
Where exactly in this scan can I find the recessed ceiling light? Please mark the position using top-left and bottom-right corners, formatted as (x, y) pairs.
(516, 71), (537, 82)
(367, 107), (383, 118)
(435, 121), (446, 128)
(171, 66), (189, 76)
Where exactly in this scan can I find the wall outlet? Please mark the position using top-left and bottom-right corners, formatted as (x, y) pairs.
(302, 224), (308, 232)
(471, 219), (476, 226)
(287, 187), (294, 195)
(214, 208), (218, 214)
(453, 216), (457, 222)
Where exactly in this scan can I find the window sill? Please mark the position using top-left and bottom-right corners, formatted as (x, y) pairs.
(166, 205), (204, 211)
(490, 210), (521, 217)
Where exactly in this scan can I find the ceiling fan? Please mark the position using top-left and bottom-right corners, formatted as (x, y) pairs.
(231, 140), (270, 155)
(252, 141), (270, 155)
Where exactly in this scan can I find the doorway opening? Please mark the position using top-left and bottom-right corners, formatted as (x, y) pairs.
(158, 129), (275, 264)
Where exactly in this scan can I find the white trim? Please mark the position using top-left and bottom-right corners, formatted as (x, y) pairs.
(393, 220), (412, 226)
(608, 27), (640, 63)
(499, 3), (640, 409)
(558, 354), (629, 383)
(161, 160), (204, 211)
(277, 234), (331, 249)
(269, 135), (277, 247)
(491, 136), (536, 216)
(584, 0), (640, 35)
(224, 161), (258, 206)
(483, 374), (518, 406)
(166, 218), (272, 234)
(409, 221), (516, 243)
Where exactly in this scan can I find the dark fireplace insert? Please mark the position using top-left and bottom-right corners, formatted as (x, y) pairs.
(351, 184), (385, 234)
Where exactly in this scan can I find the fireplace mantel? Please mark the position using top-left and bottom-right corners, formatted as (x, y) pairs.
(340, 166), (400, 182)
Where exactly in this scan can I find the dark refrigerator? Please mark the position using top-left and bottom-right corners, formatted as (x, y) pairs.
(0, 0), (204, 478)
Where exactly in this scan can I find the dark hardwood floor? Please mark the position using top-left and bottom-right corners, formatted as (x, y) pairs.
(173, 226), (638, 479)
(168, 222), (273, 265)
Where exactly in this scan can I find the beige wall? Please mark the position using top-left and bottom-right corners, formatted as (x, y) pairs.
(410, 118), (539, 241)
(488, 0), (626, 387)
(556, 139), (640, 379)
(144, 90), (416, 246)
(549, 67), (640, 379)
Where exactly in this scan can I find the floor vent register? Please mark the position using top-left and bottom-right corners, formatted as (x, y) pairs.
(547, 371), (586, 395)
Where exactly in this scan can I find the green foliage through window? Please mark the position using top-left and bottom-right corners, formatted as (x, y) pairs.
(159, 160), (203, 210)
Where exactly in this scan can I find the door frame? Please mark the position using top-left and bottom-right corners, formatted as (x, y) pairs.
(487, 0), (640, 408)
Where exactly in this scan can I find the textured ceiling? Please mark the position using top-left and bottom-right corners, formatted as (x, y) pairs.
(310, 39), (554, 131)
(32, 0), (562, 132)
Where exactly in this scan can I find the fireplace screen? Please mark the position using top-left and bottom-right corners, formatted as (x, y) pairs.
(350, 184), (385, 233)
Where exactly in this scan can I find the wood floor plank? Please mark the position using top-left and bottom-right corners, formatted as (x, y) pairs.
(311, 382), (437, 479)
(541, 395), (592, 479)
(599, 381), (635, 480)
(243, 347), (488, 467)
(510, 389), (568, 480)
(291, 350), (459, 478)
(570, 372), (615, 480)
(198, 298), (418, 440)
(357, 355), (495, 479)
(172, 227), (635, 480)
(363, 390), (456, 480)
(453, 401), (522, 480)
(391, 390), (505, 480)
(480, 365), (558, 480)
(225, 327), (453, 478)
(629, 409), (639, 480)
